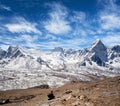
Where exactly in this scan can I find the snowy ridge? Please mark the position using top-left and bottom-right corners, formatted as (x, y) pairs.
(0, 39), (120, 90)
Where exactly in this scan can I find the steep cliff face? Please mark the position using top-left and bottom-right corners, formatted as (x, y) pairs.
(88, 39), (107, 63)
(0, 48), (7, 59)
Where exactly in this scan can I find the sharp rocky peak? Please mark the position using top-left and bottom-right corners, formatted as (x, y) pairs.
(88, 39), (107, 62)
(8, 45), (19, 51)
(88, 39), (106, 52)
(7, 46), (25, 58)
(111, 45), (120, 52)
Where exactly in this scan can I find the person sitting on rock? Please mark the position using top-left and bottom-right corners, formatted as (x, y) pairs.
(47, 91), (55, 100)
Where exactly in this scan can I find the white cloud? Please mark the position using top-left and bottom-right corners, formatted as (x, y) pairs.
(102, 35), (120, 46)
(39, 37), (92, 50)
(5, 17), (42, 34)
(0, 34), (40, 49)
(69, 11), (93, 37)
(71, 11), (86, 23)
(0, 36), (14, 45)
(99, 0), (120, 30)
(45, 2), (68, 17)
(15, 34), (40, 48)
(45, 34), (57, 40)
(100, 14), (120, 30)
(0, 4), (11, 11)
(44, 19), (71, 35)
(17, 34), (38, 43)
(44, 3), (71, 35)
(72, 26), (87, 36)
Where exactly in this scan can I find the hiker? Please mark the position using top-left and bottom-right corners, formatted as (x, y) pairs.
(47, 91), (55, 100)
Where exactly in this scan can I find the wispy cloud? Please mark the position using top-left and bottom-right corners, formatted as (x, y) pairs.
(0, 3), (11, 11)
(17, 34), (41, 48)
(70, 11), (86, 23)
(0, 34), (41, 49)
(16, 34), (39, 43)
(5, 17), (42, 34)
(38, 37), (93, 50)
(43, 2), (71, 35)
(100, 14), (120, 30)
(102, 35), (120, 46)
(69, 11), (89, 36)
(45, 34), (57, 40)
(99, 0), (120, 30)
(0, 1), (120, 50)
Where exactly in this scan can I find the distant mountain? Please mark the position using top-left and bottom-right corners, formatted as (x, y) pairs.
(6, 46), (25, 58)
(0, 48), (7, 59)
(0, 39), (120, 90)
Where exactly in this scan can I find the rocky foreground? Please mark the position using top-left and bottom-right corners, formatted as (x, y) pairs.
(0, 76), (120, 106)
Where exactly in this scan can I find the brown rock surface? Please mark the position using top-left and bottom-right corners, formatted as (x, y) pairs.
(0, 76), (120, 106)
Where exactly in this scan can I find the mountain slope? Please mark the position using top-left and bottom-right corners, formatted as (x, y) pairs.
(0, 76), (119, 106)
(0, 39), (120, 90)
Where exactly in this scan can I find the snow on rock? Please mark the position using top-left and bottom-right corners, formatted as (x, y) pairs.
(88, 39), (107, 62)
(0, 39), (120, 90)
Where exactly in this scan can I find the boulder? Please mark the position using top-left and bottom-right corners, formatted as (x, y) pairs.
(0, 99), (10, 104)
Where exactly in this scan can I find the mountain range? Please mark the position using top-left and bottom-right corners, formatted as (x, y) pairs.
(0, 39), (120, 90)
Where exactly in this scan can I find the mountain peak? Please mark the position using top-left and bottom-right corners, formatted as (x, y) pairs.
(52, 47), (64, 53)
(8, 46), (23, 51)
(88, 39), (107, 62)
(95, 39), (101, 43)
(7, 46), (25, 58)
(8, 46), (16, 53)
(92, 39), (103, 47)
(111, 45), (120, 52)
(88, 39), (106, 51)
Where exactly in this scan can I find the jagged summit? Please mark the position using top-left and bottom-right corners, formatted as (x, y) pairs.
(94, 39), (102, 44)
(7, 46), (22, 53)
(111, 45), (120, 52)
(88, 39), (107, 62)
(88, 39), (106, 51)
(7, 46), (25, 58)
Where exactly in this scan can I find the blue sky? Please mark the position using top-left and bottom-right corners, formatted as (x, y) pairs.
(0, 0), (120, 50)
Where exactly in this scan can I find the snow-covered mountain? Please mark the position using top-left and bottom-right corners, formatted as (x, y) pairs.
(0, 39), (120, 90)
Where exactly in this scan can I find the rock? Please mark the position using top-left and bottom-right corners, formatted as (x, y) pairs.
(64, 90), (72, 94)
(41, 104), (49, 106)
(33, 84), (49, 89)
(61, 94), (72, 101)
(78, 95), (89, 102)
(71, 101), (80, 106)
(79, 95), (86, 100)
(0, 99), (10, 104)
(80, 62), (86, 66)
(91, 54), (105, 66)
(85, 102), (94, 106)
(111, 45), (120, 52)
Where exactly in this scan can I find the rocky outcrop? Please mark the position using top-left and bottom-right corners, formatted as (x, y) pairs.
(0, 48), (7, 59)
